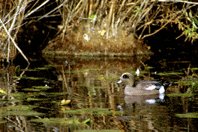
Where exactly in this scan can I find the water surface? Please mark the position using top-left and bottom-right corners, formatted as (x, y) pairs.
(0, 55), (198, 132)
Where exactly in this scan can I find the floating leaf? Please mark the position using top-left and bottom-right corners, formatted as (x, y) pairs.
(33, 86), (52, 89)
(176, 113), (198, 118)
(158, 72), (183, 75)
(0, 99), (21, 103)
(34, 67), (49, 70)
(167, 93), (194, 97)
(3, 105), (43, 116)
(22, 88), (40, 92)
(11, 93), (29, 98)
(48, 92), (69, 96)
(190, 67), (198, 71)
(27, 98), (48, 101)
(18, 77), (45, 80)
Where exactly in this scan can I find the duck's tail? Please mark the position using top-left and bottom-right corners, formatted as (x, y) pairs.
(145, 81), (173, 94)
(163, 81), (174, 88)
(155, 81), (173, 91)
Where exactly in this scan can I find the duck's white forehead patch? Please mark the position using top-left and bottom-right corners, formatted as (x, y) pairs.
(117, 80), (122, 84)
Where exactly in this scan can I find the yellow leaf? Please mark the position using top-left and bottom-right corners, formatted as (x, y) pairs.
(61, 99), (71, 105)
(0, 89), (7, 94)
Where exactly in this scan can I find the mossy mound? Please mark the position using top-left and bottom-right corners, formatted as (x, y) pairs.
(43, 27), (152, 57)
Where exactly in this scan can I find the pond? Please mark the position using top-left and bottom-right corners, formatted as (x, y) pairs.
(0, 55), (198, 132)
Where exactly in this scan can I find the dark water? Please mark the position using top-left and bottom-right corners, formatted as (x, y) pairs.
(0, 54), (198, 132)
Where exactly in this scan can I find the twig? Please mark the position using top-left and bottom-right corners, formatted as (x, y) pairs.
(25, 0), (50, 18)
(4, 117), (25, 132)
(0, 19), (30, 64)
(152, 0), (198, 5)
(38, 0), (69, 20)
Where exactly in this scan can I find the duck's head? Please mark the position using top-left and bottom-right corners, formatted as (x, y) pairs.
(117, 73), (134, 86)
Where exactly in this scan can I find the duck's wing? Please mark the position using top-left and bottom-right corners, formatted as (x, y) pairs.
(134, 80), (163, 87)
(136, 81), (165, 94)
(144, 81), (173, 94)
(137, 80), (163, 84)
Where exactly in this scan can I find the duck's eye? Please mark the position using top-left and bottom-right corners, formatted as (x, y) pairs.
(123, 75), (129, 79)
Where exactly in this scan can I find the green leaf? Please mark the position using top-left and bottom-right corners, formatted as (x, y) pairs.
(90, 15), (97, 22)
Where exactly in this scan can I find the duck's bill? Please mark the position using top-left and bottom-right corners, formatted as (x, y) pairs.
(117, 80), (122, 84)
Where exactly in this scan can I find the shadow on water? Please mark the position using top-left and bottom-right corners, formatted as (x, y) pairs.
(0, 54), (198, 131)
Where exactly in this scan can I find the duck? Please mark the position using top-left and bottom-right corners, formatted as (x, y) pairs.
(117, 72), (172, 96)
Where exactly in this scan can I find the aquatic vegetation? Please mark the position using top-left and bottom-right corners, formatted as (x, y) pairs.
(74, 130), (122, 132)
(34, 67), (50, 70)
(22, 88), (41, 92)
(144, 66), (154, 70)
(61, 108), (123, 115)
(66, 68), (99, 73)
(4, 56), (198, 131)
(190, 67), (198, 71)
(33, 86), (52, 89)
(31, 116), (92, 127)
(97, 75), (117, 82)
(0, 98), (22, 103)
(48, 92), (69, 96)
(158, 72), (183, 76)
(1, 105), (43, 116)
(176, 113), (198, 118)
(26, 98), (48, 102)
(13, 76), (45, 80)
(167, 93), (194, 97)
(11, 92), (29, 98)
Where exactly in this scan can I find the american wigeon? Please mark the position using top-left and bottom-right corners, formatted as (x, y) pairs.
(117, 73), (171, 96)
